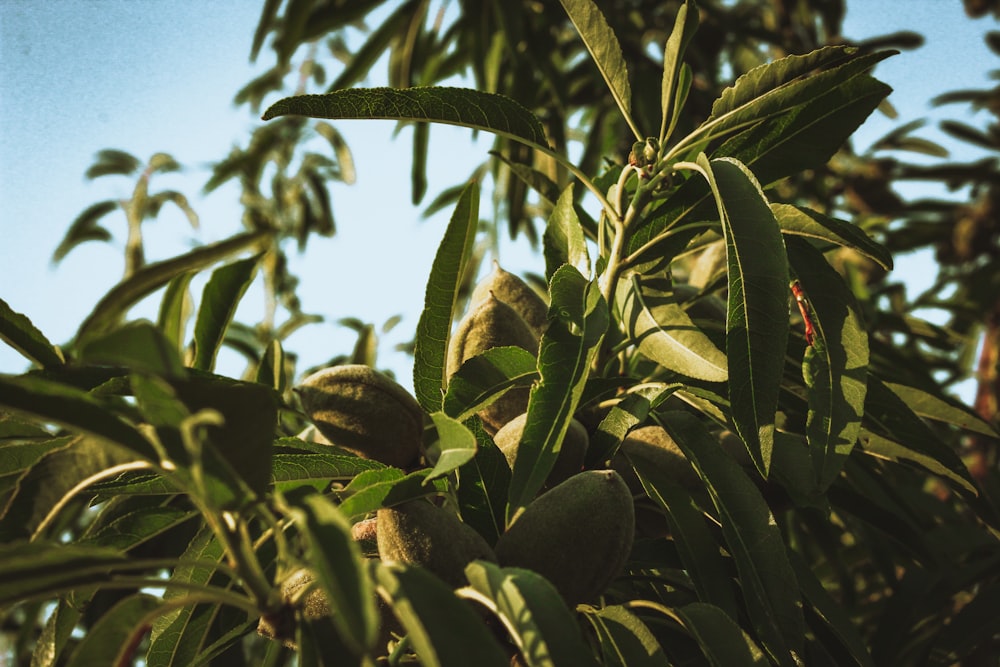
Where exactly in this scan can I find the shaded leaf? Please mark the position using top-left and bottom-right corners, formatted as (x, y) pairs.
(78, 321), (187, 379)
(583, 604), (671, 667)
(659, 0), (699, 144)
(464, 561), (600, 667)
(65, 594), (161, 667)
(193, 255), (262, 372)
(672, 602), (759, 667)
(442, 346), (539, 422)
(454, 418), (510, 546)
(0, 540), (130, 606)
(337, 468), (445, 520)
(263, 87), (549, 149)
(886, 382), (998, 438)
(773, 204), (892, 270)
(543, 184), (591, 280)
(52, 200), (117, 264)
(0, 297), (65, 369)
(157, 271), (195, 356)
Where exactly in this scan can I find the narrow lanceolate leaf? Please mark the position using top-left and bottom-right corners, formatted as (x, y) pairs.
(290, 492), (379, 657)
(582, 605), (670, 667)
(787, 238), (869, 490)
(773, 204), (892, 270)
(659, 412), (804, 666)
(0, 375), (157, 462)
(558, 0), (638, 140)
(78, 321), (187, 379)
(374, 562), (510, 667)
(442, 346), (539, 422)
(76, 230), (270, 343)
(710, 46), (857, 120)
(193, 254), (261, 371)
(506, 266), (608, 522)
(885, 382), (998, 438)
(464, 561), (601, 667)
(455, 418), (511, 545)
(413, 182), (480, 412)
(0, 541), (129, 606)
(543, 184), (591, 280)
(614, 273), (728, 382)
(263, 87), (549, 149)
(659, 0), (699, 144)
(425, 412), (478, 483)
(65, 594), (162, 667)
(586, 383), (678, 466)
(861, 376), (977, 494)
(0, 297), (64, 368)
(157, 271), (196, 356)
(696, 155), (788, 475)
(629, 455), (740, 620)
(671, 603), (760, 667)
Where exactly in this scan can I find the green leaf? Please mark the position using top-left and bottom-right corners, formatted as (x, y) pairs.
(193, 255), (262, 372)
(78, 321), (187, 378)
(710, 46), (857, 120)
(442, 346), (539, 422)
(454, 418), (511, 545)
(65, 594), (162, 667)
(788, 552), (876, 667)
(543, 184), (591, 280)
(146, 525), (236, 667)
(337, 468), (445, 520)
(585, 383), (679, 466)
(256, 339), (286, 393)
(697, 155), (788, 475)
(787, 238), (869, 489)
(32, 598), (82, 667)
(464, 561), (600, 667)
(413, 182), (480, 412)
(671, 602), (760, 667)
(506, 266), (607, 522)
(425, 411), (478, 483)
(271, 451), (384, 492)
(860, 376), (976, 494)
(0, 297), (65, 369)
(289, 492), (379, 657)
(629, 453), (740, 620)
(885, 382), (998, 438)
(582, 605), (671, 667)
(76, 230), (270, 343)
(614, 273), (728, 382)
(0, 374), (157, 461)
(374, 561), (509, 667)
(924, 582), (1000, 666)
(659, 1), (699, 144)
(157, 270), (196, 355)
(0, 435), (73, 510)
(773, 204), (892, 270)
(658, 412), (804, 665)
(85, 149), (141, 179)
(558, 0), (638, 140)
(0, 540), (129, 606)
(81, 502), (195, 552)
(52, 200), (117, 263)
(263, 87), (548, 149)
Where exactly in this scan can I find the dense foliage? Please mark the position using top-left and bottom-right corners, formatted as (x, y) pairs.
(2, 1), (998, 665)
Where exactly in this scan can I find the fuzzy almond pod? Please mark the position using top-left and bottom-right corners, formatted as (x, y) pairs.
(470, 261), (549, 337)
(494, 413), (589, 489)
(296, 364), (424, 468)
(447, 293), (539, 432)
(494, 470), (634, 605)
(377, 500), (497, 588)
(612, 425), (700, 494)
(257, 568), (331, 647)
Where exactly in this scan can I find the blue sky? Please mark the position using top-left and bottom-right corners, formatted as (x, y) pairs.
(1, 1), (996, 401)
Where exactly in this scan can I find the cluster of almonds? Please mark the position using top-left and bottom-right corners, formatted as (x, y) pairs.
(264, 263), (714, 649)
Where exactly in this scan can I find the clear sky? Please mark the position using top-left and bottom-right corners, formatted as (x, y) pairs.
(1, 1), (996, 401)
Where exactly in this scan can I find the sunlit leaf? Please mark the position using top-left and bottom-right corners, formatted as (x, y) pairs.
(543, 184), (591, 280)
(425, 411), (478, 483)
(442, 346), (539, 422)
(886, 382), (998, 438)
(413, 182), (480, 412)
(774, 204), (893, 270)
(582, 604), (671, 667)
(0, 297), (65, 369)
(659, 1), (699, 144)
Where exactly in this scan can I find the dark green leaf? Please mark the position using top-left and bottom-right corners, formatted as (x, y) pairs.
(157, 271), (196, 355)
(773, 204), (893, 270)
(85, 149), (141, 179)
(0, 297), (65, 369)
(659, 0), (699, 144)
(0, 540), (130, 606)
(672, 602), (759, 667)
(193, 255), (262, 372)
(788, 238), (868, 489)
(586, 383), (679, 466)
(442, 346), (539, 422)
(263, 87), (549, 149)
(698, 155), (788, 475)
(65, 594), (162, 667)
(337, 468), (445, 520)
(76, 231), (270, 343)
(79, 321), (187, 379)
(0, 374), (157, 461)
(454, 418), (510, 545)
(464, 561), (600, 667)
(290, 492), (379, 657)
(413, 182), (480, 413)
(375, 561), (509, 667)
(659, 412), (804, 665)
(506, 266), (607, 522)
(32, 598), (81, 667)
(583, 604), (671, 667)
